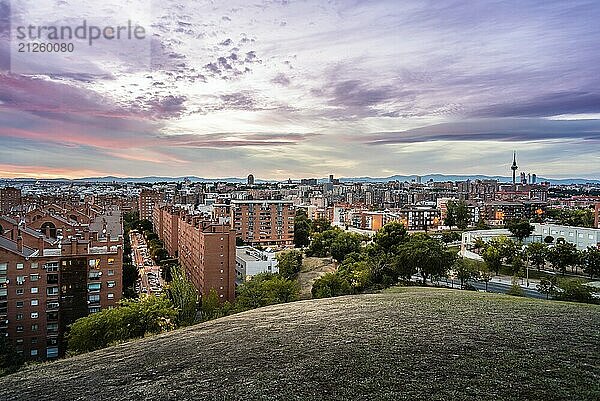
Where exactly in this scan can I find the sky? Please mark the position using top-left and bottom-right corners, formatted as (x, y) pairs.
(1, 0), (600, 180)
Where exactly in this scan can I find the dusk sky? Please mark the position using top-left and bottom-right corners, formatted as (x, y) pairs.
(1, 0), (600, 180)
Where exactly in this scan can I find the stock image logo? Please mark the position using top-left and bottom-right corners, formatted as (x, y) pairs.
(9, 0), (151, 75)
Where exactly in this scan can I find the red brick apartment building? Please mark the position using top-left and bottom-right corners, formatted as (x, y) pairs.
(138, 189), (162, 222)
(153, 205), (236, 302)
(0, 208), (123, 361)
(230, 200), (295, 246)
(0, 187), (22, 214)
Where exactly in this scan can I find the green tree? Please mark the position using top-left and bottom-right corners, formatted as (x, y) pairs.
(372, 222), (408, 254)
(306, 229), (341, 257)
(544, 235), (554, 244)
(582, 246), (600, 279)
(201, 288), (222, 321)
(399, 233), (456, 284)
(506, 219), (534, 242)
(311, 218), (332, 234)
(547, 243), (580, 275)
(510, 253), (525, 277)
(293, 209), (311, 248)
(136, 219), (153, 233)
(235, 273), (299, 310)
(276, 250), (303, 280)
(473, 237), (486, 253)
(454, 258), (480, 288)
(0, 335), (25, 377)
(525, 242), (548, 271)
(537, 276), (558, 300)
(330, 232), (364, 262)
(479, 266), (493, 292)
(446, 200), (469, 229)
(311, 273), (353, 298)
(67, 295), (177, 355)
(482, 245), (502, 275)
(168, 265), (198, 326)
(152, 248), (170, 263)
(554, 279), (596, 304)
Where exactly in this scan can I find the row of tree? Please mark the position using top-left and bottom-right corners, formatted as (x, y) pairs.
(311, 223), (459, 298)
(479, 235), (600, 278)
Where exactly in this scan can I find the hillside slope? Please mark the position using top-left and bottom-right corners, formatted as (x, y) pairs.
(1, 288), (599, 401)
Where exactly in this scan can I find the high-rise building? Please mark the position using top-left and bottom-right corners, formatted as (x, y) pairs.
(138, 189), (161, 222)
(230, 200), (295, 246)
(0, 187), (22, 214)
(247, 174), (255, 185)
(0, 209), (123, 361)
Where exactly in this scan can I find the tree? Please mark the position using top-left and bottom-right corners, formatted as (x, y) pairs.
(454, 258), (479, 288)
(151, 248), (170, 264)
(330, 232), (363, 262)
(507, 282), (525, 297)
(372, 222), (408, 254)
(276, 250), (303, 280)
(122, 262), (139, 299)
(136, 219), (153, 233)
(554, 279), (596, 304)
(311, 273), (353, 298)
(311, 218), (332, 234)
(547, 243), (579, 275)
(306, 229), (341, 257)
(398, 233), (456, 284)
(445, 200), (469, 229)
(473, 237), (486, 253)
(0, 335), (24, 377)
(235, 273), (299, 310)
(479, 266), (493, 292)
(293, 209), (311, 248)
(201, 289), (222, 321)
(510, 253), (525, 277)
(506, 219), (534, 242)
(537, 276), (558, 300)
(525, 242), (548, 271)
(544, 235), (554, 244)
(482, 245), (502, 275)
(582, 246), (600, 279)
(67, 295), (178, 355)
(167, 265), (198, 326)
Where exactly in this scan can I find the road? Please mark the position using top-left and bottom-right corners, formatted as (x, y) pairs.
(413, 275), (548, 300)
(130, 230), (163, 295)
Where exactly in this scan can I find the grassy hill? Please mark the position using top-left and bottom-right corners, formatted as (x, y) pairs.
(1, 287), (599, 400)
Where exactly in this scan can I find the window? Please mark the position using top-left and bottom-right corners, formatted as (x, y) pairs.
(107, 293), (114, 299)
(89, 259), (97, 267)
(16, 276), (25, 285)
(16, 313), (23, 320)
(30, 274), (39, 281)
(16, 339), (23, 344)
(16, 263), (24, 270)
(31, 324), (38, 331)
(108, 258), (115, 265)
(107, 269), (115, 276)
(16, 289), (24, 295)
(88, 294), (100, 303)
(88, 283), (101, 291)
(46, 287), (59, 296)
(107, 281), (116, 288)
(47, 301), (59, 309)
(16, 301), (23, 308)
(31, 299), (38, 306)
(31, 338), (38, 344)
(46, 347), (59, 358)
(31, 262), (38, 269)
(47, 323), (58, 333)
(88, 306), (101, 314)
(31, 287), (39, 294)
(30, 349), (38, 356)
(88, 271), (101, 279)
(31, 312), (39, 319)
(16, 325), (24, 332)
(0, 262), (7, 273)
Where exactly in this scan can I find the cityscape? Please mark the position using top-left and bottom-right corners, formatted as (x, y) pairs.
(1, 0), (600, 400)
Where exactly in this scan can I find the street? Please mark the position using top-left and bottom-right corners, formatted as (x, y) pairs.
(130, 230), (163, 295)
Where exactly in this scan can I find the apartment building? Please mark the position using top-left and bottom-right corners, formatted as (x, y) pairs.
(0, 187), (22, 214)
(230, 200), (295, 246)
(0, 209), (123, 361)
(152, 206), (236, 302)
(138, 189), (162, 222)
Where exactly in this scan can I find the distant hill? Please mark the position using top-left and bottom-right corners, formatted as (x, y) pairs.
(1, 287), (598, 401)
(2, 173), (599, 185)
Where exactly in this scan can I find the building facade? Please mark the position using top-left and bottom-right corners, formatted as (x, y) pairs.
(230, 200), (295, 246)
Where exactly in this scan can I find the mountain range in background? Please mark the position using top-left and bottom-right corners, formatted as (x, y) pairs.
(2, 174), (600, 185)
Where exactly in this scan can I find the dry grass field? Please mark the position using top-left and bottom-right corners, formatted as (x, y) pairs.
(1, 287), (599, 401)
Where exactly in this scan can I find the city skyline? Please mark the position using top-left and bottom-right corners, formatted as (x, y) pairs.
(1, 0), (600, 180)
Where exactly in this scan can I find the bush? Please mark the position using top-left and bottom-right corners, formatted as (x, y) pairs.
(312, 273), (353, 298)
